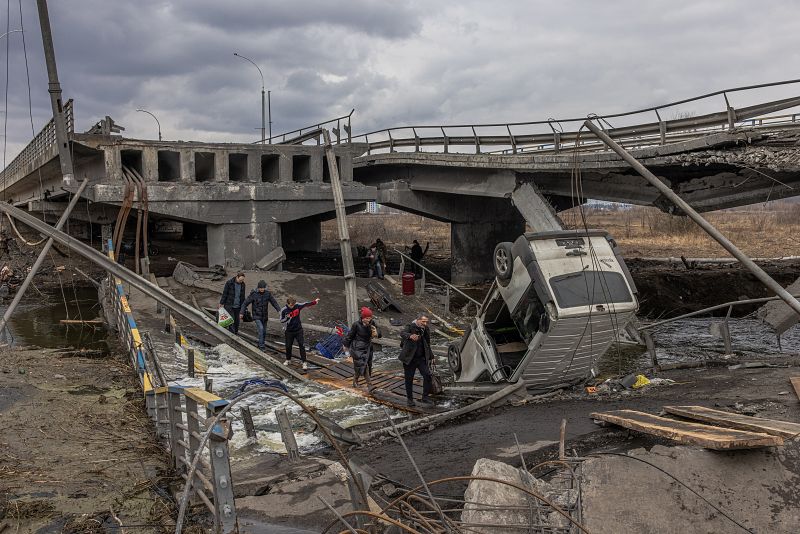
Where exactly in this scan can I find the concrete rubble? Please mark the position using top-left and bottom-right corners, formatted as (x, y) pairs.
(462, 458), (578, 533)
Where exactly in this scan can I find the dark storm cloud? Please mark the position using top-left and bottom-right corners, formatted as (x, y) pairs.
(1, 0), (798, 158)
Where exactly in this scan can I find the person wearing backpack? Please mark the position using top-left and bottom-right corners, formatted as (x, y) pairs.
(239, 280), (280, 350)
(280, 296), (320, 370)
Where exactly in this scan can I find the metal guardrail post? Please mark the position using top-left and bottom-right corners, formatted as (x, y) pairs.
(643, 331), (658, 371)
(208, 418), (237, 534)
(241, 406), (257, 439)
(275, 407), (300, 461)
(445, 286), (450, 314)
(187, 348), (196, 378)
(167, 388), (187, 472)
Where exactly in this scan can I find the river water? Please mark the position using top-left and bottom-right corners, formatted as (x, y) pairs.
(8, 288), (798, 454)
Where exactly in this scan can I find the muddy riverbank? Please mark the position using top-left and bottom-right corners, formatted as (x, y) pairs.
(0, 345), (178, 533)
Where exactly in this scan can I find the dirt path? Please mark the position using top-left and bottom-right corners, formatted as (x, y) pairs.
(0, 346), (177, 533)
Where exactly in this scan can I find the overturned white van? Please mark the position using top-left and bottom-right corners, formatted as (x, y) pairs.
(447, 230), (639, 393)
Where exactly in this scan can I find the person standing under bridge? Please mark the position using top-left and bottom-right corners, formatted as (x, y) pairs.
(239, 280), (281, 350)
(280, 296), (320, 370)
(220, 271), (246, 334)
(409, 239), (429, 279)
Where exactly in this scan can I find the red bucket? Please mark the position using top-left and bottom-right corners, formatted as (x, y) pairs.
(402, 272), (416, 295)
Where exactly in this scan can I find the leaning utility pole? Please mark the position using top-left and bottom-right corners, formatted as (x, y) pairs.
(322, 130), (358, 326)
(36, 0), (74, 185)
(585, 119), (800, 317)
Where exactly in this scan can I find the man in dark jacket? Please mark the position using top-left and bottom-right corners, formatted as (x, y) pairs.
(220, 272), (246, 334)
(343, 307), (381, 389)
(239, 280), (280, 350)
(399, 314), (433, 407)
(280, 296), (320, 370)
(409, 239), (429, 279)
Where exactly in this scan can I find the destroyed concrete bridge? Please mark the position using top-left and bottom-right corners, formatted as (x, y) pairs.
(2, 81), (800, 282)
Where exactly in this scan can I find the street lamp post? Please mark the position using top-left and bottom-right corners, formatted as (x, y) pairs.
(136, 109), (162, 141)
(233, 52), (267, 144)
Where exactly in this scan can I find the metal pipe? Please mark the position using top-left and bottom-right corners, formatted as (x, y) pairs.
(0, 199), (310, 383)
(584, 119), (800, 318)
(36, 0), (74, 185)
(0, 179), (88, 335)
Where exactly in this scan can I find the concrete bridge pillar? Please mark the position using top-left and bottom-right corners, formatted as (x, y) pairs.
(214, 150), (229, 182)
(206, 221), (280, 269)
(451, 215), (526, 284)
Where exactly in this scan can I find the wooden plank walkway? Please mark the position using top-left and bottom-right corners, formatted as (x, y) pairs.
(663, 405), (800, 439)
(591, 409), (783, 450)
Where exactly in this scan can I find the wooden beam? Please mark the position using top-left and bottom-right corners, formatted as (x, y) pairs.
(791, 377), (800, 401)
(663, 405), (800, 439)
(591, 409), (782, 450)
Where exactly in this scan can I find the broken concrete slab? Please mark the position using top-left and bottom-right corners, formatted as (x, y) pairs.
(462, 458), (578, 533)
(580, 443), (800, 533)
(255, 246), (286, 270)
(757, 276), (800, 336)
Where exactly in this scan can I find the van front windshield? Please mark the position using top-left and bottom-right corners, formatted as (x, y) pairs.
(549, 271), (632, 309)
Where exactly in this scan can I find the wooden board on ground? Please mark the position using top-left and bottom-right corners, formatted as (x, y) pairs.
(591, 409), (783, 450)
(791, 377), (800, 401)
(663, 405), (800, 439)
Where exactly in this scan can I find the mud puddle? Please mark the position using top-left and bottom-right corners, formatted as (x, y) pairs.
(0, 285), (109, 353)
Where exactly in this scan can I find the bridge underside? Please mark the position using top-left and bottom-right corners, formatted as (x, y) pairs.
(356, 128), (800, 282)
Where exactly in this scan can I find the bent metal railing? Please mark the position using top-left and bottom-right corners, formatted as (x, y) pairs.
(104, 239), (238, 534)
(0, 99), (74, 188)
(348, 79), (800, 156)
(258, 108), (354, 145)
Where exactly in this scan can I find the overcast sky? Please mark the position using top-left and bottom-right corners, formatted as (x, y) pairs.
(1, 0), (799, 161)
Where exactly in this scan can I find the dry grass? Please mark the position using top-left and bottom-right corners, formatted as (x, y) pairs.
(561, 201), (800, 258)
(321, 202), (800, 259)
(321, 211), (451, 254)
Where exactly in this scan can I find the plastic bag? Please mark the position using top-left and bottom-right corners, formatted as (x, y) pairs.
(632, 374), (651, 389)
(217, 306), (233, 328)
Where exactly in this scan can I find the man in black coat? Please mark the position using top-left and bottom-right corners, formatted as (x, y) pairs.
(398, 314), (433, 407)
(220, 271), (246, 334)
(239, 280), (280, 350)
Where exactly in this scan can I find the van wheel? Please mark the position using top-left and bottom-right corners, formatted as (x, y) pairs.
(447, 344), (462, 374)
(494, 242), (514, 281)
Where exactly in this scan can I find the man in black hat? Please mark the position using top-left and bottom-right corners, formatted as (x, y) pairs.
(240, 279), (281, 350)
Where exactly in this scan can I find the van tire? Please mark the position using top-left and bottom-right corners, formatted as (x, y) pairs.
(447, 344), (462, 374)
(494, 242), (514, 282)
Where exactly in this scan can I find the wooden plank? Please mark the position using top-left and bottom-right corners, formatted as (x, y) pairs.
(663, 405), (800, 439)
(791, 377), (800, 401)
(591, 410), (782, 450)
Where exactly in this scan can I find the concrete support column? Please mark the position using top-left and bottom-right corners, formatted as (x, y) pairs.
(279, 153), (293, 183)
(281, 216), (321, 252)
(207, 221), (280, 269)
(338, 152), (353, 182)
(180, 149), (194, 183)
(310, 152), (324, 183)
(450, 215), (526, 285)
(142, 147), (158, 182)
(214, 150), (229, 182)
(104, 148), (123, 182)
(247, 151), (260, 182)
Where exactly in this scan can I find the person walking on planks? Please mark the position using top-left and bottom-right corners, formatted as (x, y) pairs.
(280, 296), (320, 370)
(239, 280), (281, 351)
(399, 314), (433, 407)
(220, 271), (246, 334)
(344, 307), (381, 389)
